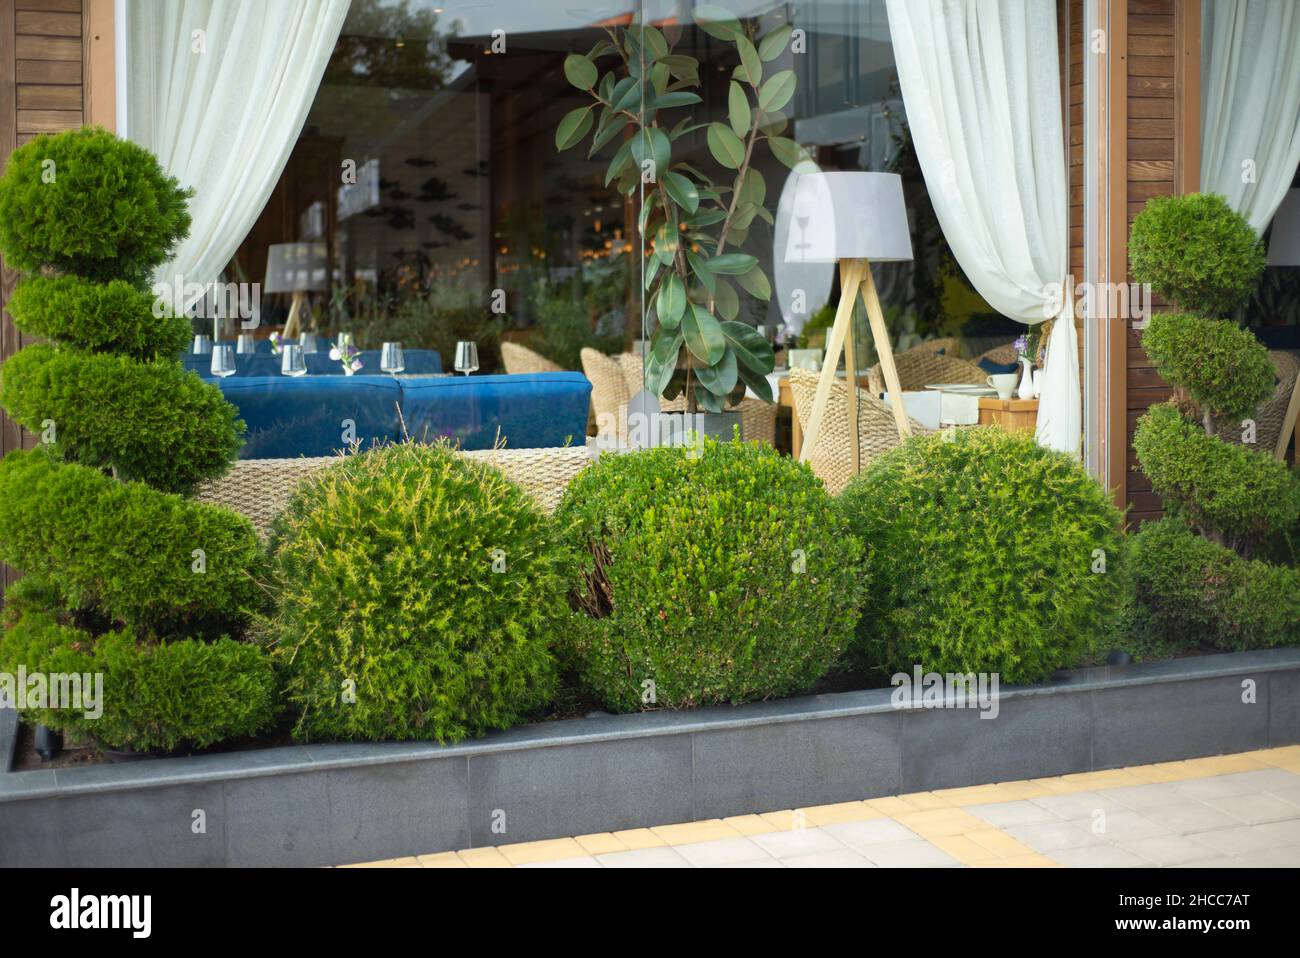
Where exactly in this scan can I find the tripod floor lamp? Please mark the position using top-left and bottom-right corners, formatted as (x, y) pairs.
(784, 171), (915, 474)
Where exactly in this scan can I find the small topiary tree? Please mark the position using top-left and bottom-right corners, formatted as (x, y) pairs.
(0, 127), (276, 751)
(264, 442), (565, 742)
(837, 428), (1128, 685)
(1129, 192), (1300, 648)
(555, 438), (862, 711)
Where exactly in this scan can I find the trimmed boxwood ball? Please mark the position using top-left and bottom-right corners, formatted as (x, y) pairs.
(1133, 404), (1300, 546)
(6, 276), (190, 361)
(0, 450), (264, 636)
(838, 428), (1127, 685)
(555, 438), (862, 712)
(1141, 312), (1275, 421)
(1129, 193), (1266, 317)
(266, 442), (564, 742)
(1132, 518), (1300, 651)
(0, 344), (244, 494)
(0, 127), (191, 285)
(0, 613), (278, 752)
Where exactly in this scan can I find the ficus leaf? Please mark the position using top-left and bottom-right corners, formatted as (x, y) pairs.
(555, 106), (594, 151)
(758, 24), (793, 61)
(564, 54), (598, 91)
(683, 303), (726, 365)
(706, 122), (745, 169)
(657, 271), (687, 328)
(728, 82), (751, 139)
(758, 70), (797, 112)
(661, 170), (700, 214)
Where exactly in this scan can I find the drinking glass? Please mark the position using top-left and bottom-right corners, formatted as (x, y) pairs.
(281, 343), (307, 377)
(299, 331), (319, 354)
(210, 344), (237, 378)
(454, 341), (479, 376)
(236, 334), (256, 354)
(192, 334), (212, 355)
(380, 342), (405, 375)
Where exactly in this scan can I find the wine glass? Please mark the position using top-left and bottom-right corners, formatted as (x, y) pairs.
(210, 344), (237, 378)
(454, 341), (479, 376)
(380, 342), (405, 376)
(281, 343), (307, 377)
(191, 334), (212, 355)
(299, 331), (319, 354)
(236, 334), (256, 354)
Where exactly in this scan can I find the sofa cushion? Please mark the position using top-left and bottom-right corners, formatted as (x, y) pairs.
(400, 372), (591, 450)
(217, 376), (403, 459)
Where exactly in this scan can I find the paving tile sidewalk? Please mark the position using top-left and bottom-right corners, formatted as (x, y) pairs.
(342, 747), (1300, 869)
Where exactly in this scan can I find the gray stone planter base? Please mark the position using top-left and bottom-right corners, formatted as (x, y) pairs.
(2, 647), (1298, 867)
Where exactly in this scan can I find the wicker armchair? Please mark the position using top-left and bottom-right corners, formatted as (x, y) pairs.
(195, 446), (593, 537)
(975, 342), (1019, 368)
(787, 367), (932, 495)
(501, 341), (563, 374)
(866, 350), (988, 397)
(905, 336), (962, 358)
(580, 347), (630, 441)
(614, 352), (778, 445)
(1221, 349), (1300, 454)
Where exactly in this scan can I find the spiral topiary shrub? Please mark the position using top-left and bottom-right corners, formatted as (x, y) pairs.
(838, 428), (1127, 685)
(0, 128), (272, 751)
(265, 442), (565, 742)
(555, 438), (862, 712)
(1140, 312), (1275, 421)
(1130, 192), (1266, 318)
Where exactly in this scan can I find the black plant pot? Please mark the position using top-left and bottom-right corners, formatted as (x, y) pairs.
(34, 724), (62, 762)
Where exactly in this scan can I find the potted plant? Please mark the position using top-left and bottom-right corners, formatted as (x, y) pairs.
(555, 7), (803, 435)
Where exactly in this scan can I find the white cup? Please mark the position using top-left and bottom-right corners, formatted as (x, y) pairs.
(987, 373), (1017, 400)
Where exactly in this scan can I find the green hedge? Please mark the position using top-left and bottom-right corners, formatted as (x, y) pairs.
(0, 450), (264, 636)
(838, 428), (1127, 684)
(0, 127), (191, 285)
(556, 438), (862, 711)
(0, 613), (278, 752)
(266, 443), (564, 742)
(6, 276), (190, 361)
(1133, 403), (1300, 544)
(1132, 518), (1300, 651)
(1129, 193), (1266, 317)
(1141, 312), (1275, 421)
(0, 344), (243, 494)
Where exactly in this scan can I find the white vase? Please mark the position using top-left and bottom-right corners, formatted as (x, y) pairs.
(1017, 358), (1035, 400)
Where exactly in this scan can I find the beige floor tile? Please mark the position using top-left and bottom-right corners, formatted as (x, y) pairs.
(723, 814), (780, 836)
(673, 837), (772, 867)
(457, 846), (512, 868)
(974, 853), (1059, 868)
(865, 796), (921, 817)
(965, 828), (1035, 858)
(415, 851), (467, 868)
(597, 847), (691, 868)
(1251, 745), (1300, 766)
(1180, 754), (1270, 777)
(574, 832), (627, 856)
(931, 783), (1025, 806)
(1028, 776), (1087, 795)
(517, 856), (602, 868)
(758, 809), (805, 831)
(928, 834), (1001, 864)
(967, 799), (1060, 828)
(498, 837), (588, 865)
(798, 801), (883, 826)
(897, 791), (955, 810)
(340, 857), (421, 868)
(895, 807), (986, 838)
(611, 828), (668, 850)
(996, 780), (1057, 800)
(1059, 768), (1145, 790)
(651, 819), (741, 845)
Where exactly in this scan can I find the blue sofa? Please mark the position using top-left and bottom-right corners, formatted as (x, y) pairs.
(204, 372), (591, 458)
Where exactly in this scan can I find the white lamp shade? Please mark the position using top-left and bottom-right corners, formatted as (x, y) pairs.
(782, 171), (913, 264)
(1268, 189), (1300, 266)
(264, 242), (329, 294)
(773, 159), (835, 334)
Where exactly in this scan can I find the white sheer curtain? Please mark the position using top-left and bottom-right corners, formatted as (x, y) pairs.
(125, 0), (350, 300)
(884, 0), (1080, 457)
(1201, 0), (1300, 234)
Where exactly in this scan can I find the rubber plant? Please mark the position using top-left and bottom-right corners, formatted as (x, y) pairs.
(555, 7), (803, 413)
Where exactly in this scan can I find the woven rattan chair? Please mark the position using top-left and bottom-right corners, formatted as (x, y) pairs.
(787, 367), (931, 495)
(905, 336), (962, 358)
(614, 352), (778, 445)
(975, 342), (1019, 367)
(866, 350), (988, 397)
(581, 347), (630, 442)
(1220, 349), (1300, 454)
(501, 341), (563, 374)
(195, 445), (593, 538)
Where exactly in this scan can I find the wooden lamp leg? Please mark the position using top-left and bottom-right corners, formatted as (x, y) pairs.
(1274, 369), (1300, 462)
(799, 259), (864, 464)
(843, 268), (861, 474)
(859, 260), (911, 440)
(283, 291), (305, 340)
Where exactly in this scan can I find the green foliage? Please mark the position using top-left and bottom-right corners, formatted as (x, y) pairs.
(0, 127), (191, 286)
(838, 428), (1127, 685)
(1141, 312), (1274, 420)
(556, 438), (862, 711)
(1131, 518), (1300, 651)
(0, 614), (277, 752)
(265, 443), (564, 742)
(1133, 404), (1300, 546)
(1129, 193), (1266, 317)
(524, 297), (622, 370)
(1, 344), (243, 494)
(556, 18), (785, 410)
(352, 286), (506, 372)
(6, 276), (190, 362)
(0, 450), (264, 637)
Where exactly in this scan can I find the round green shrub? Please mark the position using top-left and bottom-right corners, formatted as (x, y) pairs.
(1133, 403), (1300, 544)
(1132, 518), (1300, 651)
(266, 442), (564, 742)
(6, 276), (190, 361)
(1141, 312), (1275, 420)
(1, 344), (243, 493)
(838, 428), (1127, 685)
(555, 438), (862, 712)
(0, 127), (191, 285)
(1129, 193), (1266, 317)
(0, 450), (264, 636)
(0, 613), (278, 752)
